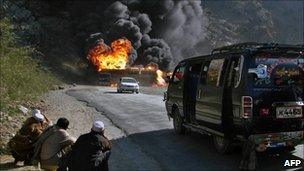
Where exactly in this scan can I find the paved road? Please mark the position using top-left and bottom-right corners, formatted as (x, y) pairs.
(67, 86), (303, 171)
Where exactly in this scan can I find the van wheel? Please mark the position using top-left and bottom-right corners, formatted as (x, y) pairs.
(173, 109), (186, 134)
(213, 135), (233, 154)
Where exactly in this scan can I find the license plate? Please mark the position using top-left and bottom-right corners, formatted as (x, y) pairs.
(276, 106), (302, 118)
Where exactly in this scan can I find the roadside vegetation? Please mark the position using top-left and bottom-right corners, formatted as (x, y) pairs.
(0, 18), (58, 115)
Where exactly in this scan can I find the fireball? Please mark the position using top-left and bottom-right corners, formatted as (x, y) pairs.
(87, 38), (168, 87)
(87, 38), (132, 71)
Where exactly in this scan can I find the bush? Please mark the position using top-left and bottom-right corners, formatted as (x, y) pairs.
(0, 18), (58, 114)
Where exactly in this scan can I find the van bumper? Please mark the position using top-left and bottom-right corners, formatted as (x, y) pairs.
(252, 131), (303, 149)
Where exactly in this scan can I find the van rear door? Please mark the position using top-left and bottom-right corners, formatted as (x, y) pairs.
(247, 51), (304, 133)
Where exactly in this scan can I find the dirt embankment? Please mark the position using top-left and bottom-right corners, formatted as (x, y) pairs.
(0, 86), (125, 170)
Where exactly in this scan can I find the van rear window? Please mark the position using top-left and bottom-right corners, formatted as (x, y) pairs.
(252, 54), (304, 87)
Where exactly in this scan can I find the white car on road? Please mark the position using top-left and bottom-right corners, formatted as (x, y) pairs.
(117, 77), (139, 93)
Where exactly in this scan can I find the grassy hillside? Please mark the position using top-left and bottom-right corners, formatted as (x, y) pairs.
(0, 18), (58, 114)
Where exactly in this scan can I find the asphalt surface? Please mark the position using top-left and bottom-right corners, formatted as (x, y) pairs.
(67, 86), (303, 171)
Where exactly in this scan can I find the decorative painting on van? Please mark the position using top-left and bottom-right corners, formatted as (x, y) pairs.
(254, 56), (304, 87)
(274, 67), (300, 77)
(255, 58), (299, 76)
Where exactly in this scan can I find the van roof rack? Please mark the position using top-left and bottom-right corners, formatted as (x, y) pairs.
(211, 42), (304, 54)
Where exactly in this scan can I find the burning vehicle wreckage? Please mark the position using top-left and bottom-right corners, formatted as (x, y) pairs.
(81, 0), (180, 88)
(86, 37), (170, 87)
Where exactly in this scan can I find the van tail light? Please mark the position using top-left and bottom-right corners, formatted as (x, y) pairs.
(242, 96), (253, 118)
(260, 107), (269, 117)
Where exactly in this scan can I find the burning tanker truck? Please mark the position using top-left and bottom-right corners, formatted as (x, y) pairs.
(86, 36), (168, 87)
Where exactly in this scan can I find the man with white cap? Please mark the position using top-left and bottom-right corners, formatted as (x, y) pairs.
(62, 120), (111, 171)
(8, 109), (51, 165)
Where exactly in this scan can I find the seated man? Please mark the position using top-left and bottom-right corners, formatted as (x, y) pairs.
(8, 109), (51, 164)
(64, 121), (111, 171)
(33, 117), (75, 171)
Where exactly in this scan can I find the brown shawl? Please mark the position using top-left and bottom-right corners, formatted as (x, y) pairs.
(32, 125), (74, 161)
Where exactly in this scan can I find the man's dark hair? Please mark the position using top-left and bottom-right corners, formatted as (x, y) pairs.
(56, 117), (69, 129)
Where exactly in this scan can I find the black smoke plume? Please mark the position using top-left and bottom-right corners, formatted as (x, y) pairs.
(79, 0), (206, 70)
(123, 0), (207, 64)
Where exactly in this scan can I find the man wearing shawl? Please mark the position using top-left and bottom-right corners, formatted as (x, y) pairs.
(33, 117), (75, 171)
(8, 109), (51, 164)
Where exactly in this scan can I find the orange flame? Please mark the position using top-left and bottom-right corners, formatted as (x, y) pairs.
(153, 69), (167, 87)
(88, 39), (168, 87)
(87, 38), (132, 71)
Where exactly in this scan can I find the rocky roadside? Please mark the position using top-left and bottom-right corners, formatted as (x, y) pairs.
(0, 85), (125, 170)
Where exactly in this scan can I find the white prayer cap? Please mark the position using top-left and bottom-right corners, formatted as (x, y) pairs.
(32, 109), (44, 122)
(92, 121), (105, 132)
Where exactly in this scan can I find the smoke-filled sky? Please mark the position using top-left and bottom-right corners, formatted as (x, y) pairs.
(79, 0), (207, 70)
(66, 0), (304, 70)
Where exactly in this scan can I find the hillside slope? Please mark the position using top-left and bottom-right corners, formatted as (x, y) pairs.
(0, 18), (58, 153)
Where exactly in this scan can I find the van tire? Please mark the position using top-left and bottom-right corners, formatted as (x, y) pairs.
(213, 135), (233, 154)
(173, 109), (186, 134)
